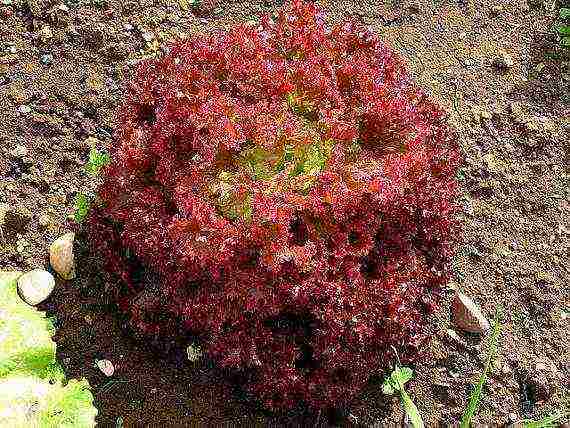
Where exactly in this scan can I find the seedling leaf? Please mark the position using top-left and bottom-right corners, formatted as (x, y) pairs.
(0, 273), (98, 427)
(560, 8), (570, 19)
(399, 388), (425, 428)
(381, 365), (424, 428)
(74, 192), (91, 223)
(557, 26), (570, 36)
(382, 366), (413, 395)
(85, 146), (111, 176)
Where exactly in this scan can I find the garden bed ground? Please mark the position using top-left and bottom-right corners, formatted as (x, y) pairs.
(1, 0), (568, 426)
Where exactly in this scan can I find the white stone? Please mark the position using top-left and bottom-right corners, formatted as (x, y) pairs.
(96, 359), (114, 377)
(17, 270), (55, 306)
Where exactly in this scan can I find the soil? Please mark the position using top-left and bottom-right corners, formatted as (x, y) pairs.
(1, 0), (569, 426)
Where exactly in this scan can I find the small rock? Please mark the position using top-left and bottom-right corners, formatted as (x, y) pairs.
(527, 357), (561, 400)
(16, 239), (29, 253)
(445, 328), (468, 348)
(494, 49), (514, 69)
(141, 31), (154, 42)
(49, 232), (76, 280)
(38, 213), (50, 227)
(17, 270), (55, 305)
(452, 292), (490, 333)
(10, 145), (28, 158)
(187, 343), (202, 362)
(40, 54), (53, 65)
(18, 105), (31, 114)
(96, 359), (114, 377)
(491, 5), (504, 15)
(39, 25), (53, 41)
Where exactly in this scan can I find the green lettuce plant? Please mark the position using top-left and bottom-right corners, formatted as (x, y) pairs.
(0, 272), (97, 427)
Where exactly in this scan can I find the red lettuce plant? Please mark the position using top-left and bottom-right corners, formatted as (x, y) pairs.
(87, 0), (461, 411)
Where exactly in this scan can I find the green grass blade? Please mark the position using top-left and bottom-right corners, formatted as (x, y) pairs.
(459, 311), (501, 428)
(557, 26), (570, 36)
(522, 410), (569, 428)
(560, 8), (570, 19)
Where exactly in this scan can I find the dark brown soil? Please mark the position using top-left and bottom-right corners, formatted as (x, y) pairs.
(1, 0), (568, 426)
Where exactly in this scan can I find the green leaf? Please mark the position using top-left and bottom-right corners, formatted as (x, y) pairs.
(557, 25), (570, 36)
(0, 272), (56, 378)
(381, 365), (424, 428)
(382, 366), (413, 395)
(85, 146), (111, 176)
(562, 36), (570, 47)
(459, 310), (502, 428)
(560, 8), (570, 19)
(74, 193), (91, 223)
(400, 388), (425, 428)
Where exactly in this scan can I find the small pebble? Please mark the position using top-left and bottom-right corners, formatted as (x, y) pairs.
(142, 31), (155, 42)
(187, 343), (203, 362)
(17, 270), (56, 305)
(10, 145), (28, 158)
(49, 232), (76, 280)
(18, 105), (31, 114)
(491, 5), (504, 15)
(39, 25), (53, 41)
(96, 359), (114, 377)
(452, 291), (490, 334)
(40, 54), (54, 65)
(16, 238), (30, 252)
(494, 49), (514, 69)
(38, 213), (50, 227)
